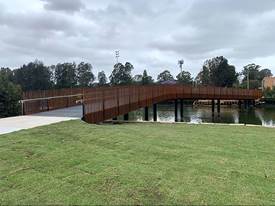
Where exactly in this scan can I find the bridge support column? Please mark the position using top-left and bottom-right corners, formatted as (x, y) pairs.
(211, 99), (215, 114)
(252, 100), (256, 107)
(217, 100), (221, 114)
(244, 100), (249, 109)
(144, 107), (149, 121)
(123, 113), (129, 121)
(238, 100), (242, 109)
(180, 99), (184, 122)
(175, 99), (178, 122)
(153, 104), (157, 122)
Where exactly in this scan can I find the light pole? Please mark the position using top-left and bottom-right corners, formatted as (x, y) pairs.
(178, 59), (184, 73)
(247, 70), (250, 90)
(115, 50), (120, 64)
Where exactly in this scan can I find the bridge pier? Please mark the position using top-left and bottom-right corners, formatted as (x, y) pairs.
(180, 99), (184, 122)
(153, 104), (157, 122)
(144, 106), (149, 121)
(217, 99), (221, 114)
(211, 99), (215, 114)
(175, 99), (178, 122)
(123, 113), (129, 121)
(238, 100), (242, 109)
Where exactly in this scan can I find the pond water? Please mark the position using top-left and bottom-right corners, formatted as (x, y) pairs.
(121, 103), (275, 127)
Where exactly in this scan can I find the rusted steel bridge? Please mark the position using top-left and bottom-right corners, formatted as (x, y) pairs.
(22, 85), (262, 124)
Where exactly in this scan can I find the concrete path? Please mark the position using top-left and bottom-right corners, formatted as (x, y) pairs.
(0, 106), (82, 135)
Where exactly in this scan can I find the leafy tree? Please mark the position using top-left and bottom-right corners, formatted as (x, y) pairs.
(0, 73), (22, 118)
(157, 70), (174, 83)
(264, 87), (275, 99)
(196, 56), (238, 87)
(133, 74), (143, 84)
(55, 63), (77, 88)
(77, 62), (95, 87)
(176, 71), (193, 84)
(0, 67), (13, 82)
(259, 69), (273, 80)
(142, 70), (154, 85)
(195, 66), (210, 85)
(98, 71), (107, 86)
(13, 60), (53, 91)
(109, 62), (133, 85)
(241, 64), (272, 89)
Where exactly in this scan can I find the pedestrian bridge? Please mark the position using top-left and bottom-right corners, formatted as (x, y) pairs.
(22, 85), (262, 124)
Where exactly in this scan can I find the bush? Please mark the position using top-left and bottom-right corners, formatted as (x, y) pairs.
(0, 75), (22, 118)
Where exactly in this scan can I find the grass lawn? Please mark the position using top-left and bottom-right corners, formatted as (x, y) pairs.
(0, 121), (275, 205)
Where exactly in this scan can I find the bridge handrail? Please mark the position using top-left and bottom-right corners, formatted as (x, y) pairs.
(20, 94), (83, 103)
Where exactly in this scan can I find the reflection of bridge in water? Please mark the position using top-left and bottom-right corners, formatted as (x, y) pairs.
(22, 85), (262, 124)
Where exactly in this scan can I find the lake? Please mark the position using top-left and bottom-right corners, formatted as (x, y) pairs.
(121, 103), (275, 127)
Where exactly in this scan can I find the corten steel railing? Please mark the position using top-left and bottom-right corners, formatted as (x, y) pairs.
(22, 88), (94, 115)
(83, 85), (263, 124)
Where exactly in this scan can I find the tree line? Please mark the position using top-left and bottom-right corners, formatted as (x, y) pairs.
(0, 56), (274, 117)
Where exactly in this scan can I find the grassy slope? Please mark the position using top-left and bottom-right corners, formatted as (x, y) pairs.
(0, 121), (275, 205)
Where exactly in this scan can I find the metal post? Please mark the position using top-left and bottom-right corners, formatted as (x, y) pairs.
(153, 104), (157, 122)
(211, 99), (215, 114)
(145, 106), (149, 121)
(82, 102), (85, 121)
(175, 99), (178, 122)
(123, 113), (129, 121)
(217, 99), (221, 114)
(180, 99), (184, 122)
(238, 100), (241, 109)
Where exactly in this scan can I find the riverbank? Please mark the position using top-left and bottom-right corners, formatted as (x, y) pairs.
(0, 120), (275, 205)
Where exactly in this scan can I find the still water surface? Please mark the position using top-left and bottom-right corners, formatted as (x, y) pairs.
(122, 104), (275, 127)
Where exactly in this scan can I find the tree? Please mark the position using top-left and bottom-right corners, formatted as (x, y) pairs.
(13, 60), (53, 91)
(133, 74), (143, 84)
(0, 67), (13, 82)
(0, 72), (22, 118)
(176, 71), (193, 84)
(196, 56), (238, 87)
(98, 71), (107, 86)
(195, 66), (210, 85)
(142, 70), (154, 85)
(241, 64), (273, 89)
(259, 69), (273, 80)
(77, 62), (95, 87)
(157, 70), (174, 83)
(55, 63), (77, 88)
(109, 62), (133, 85)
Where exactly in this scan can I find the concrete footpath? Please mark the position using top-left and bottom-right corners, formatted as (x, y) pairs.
(0, 106), (82, 135)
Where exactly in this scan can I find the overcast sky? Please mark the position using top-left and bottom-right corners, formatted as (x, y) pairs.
(0, 0), (275, 79)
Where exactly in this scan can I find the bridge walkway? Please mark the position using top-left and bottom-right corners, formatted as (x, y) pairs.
(0, 106), (82, 135)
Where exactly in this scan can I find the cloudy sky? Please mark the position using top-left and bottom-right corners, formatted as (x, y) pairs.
(0, 0), (275, 79)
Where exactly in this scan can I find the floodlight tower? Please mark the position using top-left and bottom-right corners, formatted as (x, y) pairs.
(178, 59), (184, 73)
(115, 50), (120, 63)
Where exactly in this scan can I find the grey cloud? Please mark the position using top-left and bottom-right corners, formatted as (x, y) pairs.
(0, 0), (275, 77)
(41, 0), (85, 13)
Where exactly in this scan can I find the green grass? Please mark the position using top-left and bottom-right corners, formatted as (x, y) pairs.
(1, 121), (275, 205)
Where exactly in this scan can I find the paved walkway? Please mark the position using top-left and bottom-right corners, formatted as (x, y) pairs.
(0, 106), (82, 135)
